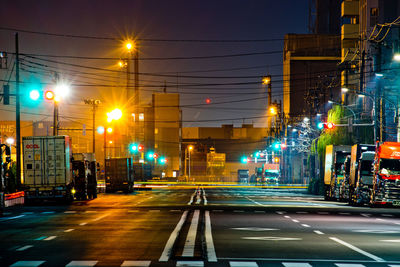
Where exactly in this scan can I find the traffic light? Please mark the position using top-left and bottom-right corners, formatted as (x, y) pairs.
(129, 143), (138, 153)
(159, 157), (167, 164)
(317, 122), (324, 130)
(273, 142), (281, 150)
(44, 90), (55, 101)
(241, 156), (248, 164)
(29, 89), (40, 101)
(324, 122), (335, 129)
(138, 144), (144, 152)
(97, 126), (105, 134)
(153, 153), (159, 159)
(280, 143), (287, 150)
(147, 152), (154, 160)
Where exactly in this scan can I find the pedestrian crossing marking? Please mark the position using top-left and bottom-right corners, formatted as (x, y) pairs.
(176, 261), (204, 267)
(10, 261), (45, 267)
(121, 260), (151, 267)
(282, 263), (312, 267)
(230, 261), (258, 266)
(66, 261), (98, 266)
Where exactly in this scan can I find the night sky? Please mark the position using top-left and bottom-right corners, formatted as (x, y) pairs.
(0, 0), (309, 127)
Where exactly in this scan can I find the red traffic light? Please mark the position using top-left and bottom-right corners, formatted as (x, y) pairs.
(324, 122), (335, 129)
(44, 90), (55, 101)
(205, 98), (211, 104)
(138, 144), (144, 152)
(153, 153), (159, 159)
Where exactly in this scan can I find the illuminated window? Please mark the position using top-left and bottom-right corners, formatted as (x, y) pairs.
(139, 113), (144, 121)
(155, 128), (158, 134)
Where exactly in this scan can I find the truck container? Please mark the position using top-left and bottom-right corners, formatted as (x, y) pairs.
(263, 163), (280, 185)
(133, 162), (152, 182)
(324, 145), (351, 200)
(105, 158), (134, 193)
(23, 136), (73, 202)
(237, 169), (249, 183)
(347, 144), (376, 205)
(371, 142), (400, 207)
(72, 153), (98, 200)
(352, 151), (375, 205)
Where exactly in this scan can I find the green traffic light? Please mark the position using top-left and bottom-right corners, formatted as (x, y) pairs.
(130, 143), (138, 153)
(241, 156), (248, 164)
(317, 122), (324, 130)
(273, 142), (281, 150)
(29, 90), (40, 101)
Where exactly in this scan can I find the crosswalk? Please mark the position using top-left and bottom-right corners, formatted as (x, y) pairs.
(7, 260), (400, 267)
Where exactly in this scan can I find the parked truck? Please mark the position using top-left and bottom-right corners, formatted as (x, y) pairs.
(346, 144), (376, 205)
(263, 163), (280, 185)
(105, 158), (134, 193)
(23, 136), (73, 203)
(351, 151), (375, 205)
(237, 169), (249, 183)
(72, 153), (98, 200)
(324, 145), (351, 200)
(370, 142), (400, 207)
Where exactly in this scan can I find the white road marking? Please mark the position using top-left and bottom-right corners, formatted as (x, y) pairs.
(196, 194), (201, 204)
(229, 262), (258, 267)
(170, 209), (181, 212)
(93, 214), (109, 221)
(284, 215), (291, 219)
(182, 209), (200, 257)
(292, 219), (299, 223)
(85, 210), (98, 213)
(231, 227), (279, 231)
(353, 229), (400, 234)
(296, 211), (308, 214)
(203, 188), (208, 205)
(79, 222), (87, 226)
(301, 224), (310, 228)
(16, 245), (33, 251)
(188, 189), (197, 205)
(120, 260), (151, 267)
(329, 237), (385, 262)
(159, 210), (189, 262)
(176, 261), (204, 267)
(335, 264), (366, 267)
(41, 211), (55, 214)
(205, 210), (217, 262)
(276, 211), (286, 215)
(242, 237), (302, 241)
(64, 229), (75, 233)
(246, 197), (263, 206)
(360, 213), (371, 217)
(283, 263), (312, 267)
(65, 211), (77, 214)
(0, 215), (25, 221)
(380, 239), (400, 242)
(10, 261), (45, 267)
(382, 214), (394, 217)
(43, 236), (57, 241)
(314, 230), (325, 235)
(66, 261), (98, 266)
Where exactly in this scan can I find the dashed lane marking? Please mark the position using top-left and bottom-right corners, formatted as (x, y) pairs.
(380, 239), (400, 242)
(16, 245), (33, 251)
(229, 262), (258, 267)
(10, 261), (45, 267)
(314, 230), (325, 235)
(79, 222), (87, 226)
(35, 236), (47, 241)
(231, 227), (279, 231)
(159, 210), (189, 262)
(292, 219), (299, 223)
(0, 215), (25, 221)
(360, 213), (371, 218)
(284, 215), (291, 219)
(41, 211), (55, 214)
(170, 209), (181, 212)
(242, 237), (302, 241)
(382, 214), (394, 217)
(329, 237), (385, 262)
(120, 260), (151, 267)
(301, 224), (310, 228)
(64, 211), (77, 214)
(43, 236), (57, 241)
(93, 214), (109, 221)
(66, 261), (98, 266)
(64, 229), (75, 233)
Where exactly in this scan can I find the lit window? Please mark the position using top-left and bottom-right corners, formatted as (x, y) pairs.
(139, 113), (144, 121)
(155, 128), (158, 134)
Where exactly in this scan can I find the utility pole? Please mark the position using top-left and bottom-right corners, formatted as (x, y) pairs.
(84, 99), (101, 153)
(15, 33), (21, 189)
(374, 43), (381, 142)
(134, 47), (139, 146)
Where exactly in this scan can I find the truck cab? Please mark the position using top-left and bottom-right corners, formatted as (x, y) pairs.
(353, 151), (375, 205)
(339, 155), (351, 201)
(371, 142), (400, 206)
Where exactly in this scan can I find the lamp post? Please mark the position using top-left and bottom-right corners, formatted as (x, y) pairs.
(188, 145), (194, 182)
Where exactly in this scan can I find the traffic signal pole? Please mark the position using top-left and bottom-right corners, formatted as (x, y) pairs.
(15, 33), (21, 189)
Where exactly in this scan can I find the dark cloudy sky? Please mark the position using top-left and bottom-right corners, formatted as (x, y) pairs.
(0, 0), (309, 127)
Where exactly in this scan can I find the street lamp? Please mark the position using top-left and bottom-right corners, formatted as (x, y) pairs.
(185, 145), (194, 182)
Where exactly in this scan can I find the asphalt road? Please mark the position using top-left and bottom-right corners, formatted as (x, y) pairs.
(1, 187), (400, 266)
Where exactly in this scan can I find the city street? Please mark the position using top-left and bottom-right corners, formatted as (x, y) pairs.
(1, 187), (400, 267)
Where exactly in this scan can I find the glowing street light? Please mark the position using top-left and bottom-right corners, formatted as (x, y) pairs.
(107, 127), (113, 133)
(6, 137), (14, 145)
(126, 42), (134, 51)
(55, 83), (70, 98)
(97, 126), (105, 134)
(262, 76), (271, 85)
(107, 108), (123, 122)
(269, 106), (277, 115)
(394, 53), (400, 62)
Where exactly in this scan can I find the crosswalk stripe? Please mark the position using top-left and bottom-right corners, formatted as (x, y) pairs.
(16, 245), (33, 251)
(229, 261), (258, 267)
(66, 261), (98, 266)
(176, 261), (204, 267)
(335, 264), (366, 267)
(121, 260), (151, 267)
(10, 261), (45, 267)
(282, 263), (312, 267)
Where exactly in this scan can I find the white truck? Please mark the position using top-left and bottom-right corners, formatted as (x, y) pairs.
(23, 136), (73, 203)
